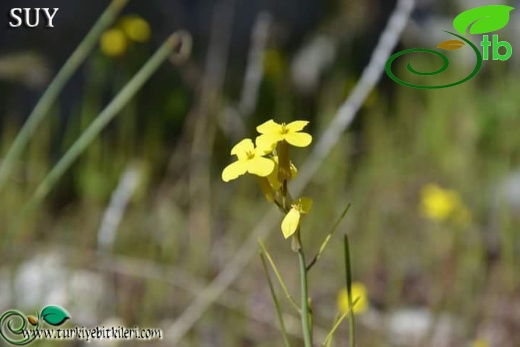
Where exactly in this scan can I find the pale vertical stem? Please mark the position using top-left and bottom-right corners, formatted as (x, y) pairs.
(0, 0), (128, 193)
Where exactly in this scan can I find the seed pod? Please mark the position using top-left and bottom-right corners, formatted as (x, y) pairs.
(277, 141), (292, 182)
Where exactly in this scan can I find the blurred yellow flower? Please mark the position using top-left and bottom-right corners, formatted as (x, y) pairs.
(120, 15), (151, 43)
(472, 338), (489, 347)
(256, 119), (312, 148)
(221, 138), (274, 182)
(337, 282), (368, 315)
(420, 184), (471, 224)
(100, 28), (127, 57)
(281, 197), (312, 238)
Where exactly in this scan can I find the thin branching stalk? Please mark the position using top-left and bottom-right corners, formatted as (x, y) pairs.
(21, 32), (191, 214)
(260, 252), (292, 347)
(322, 297), (360, 346)
(307, 204), (351, 271)
(258, 239), (301, 314)
(0, 0), (128, 193)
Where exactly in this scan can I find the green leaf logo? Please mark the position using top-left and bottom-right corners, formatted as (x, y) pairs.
(453, 5), (515, 35)
(40, 306), (70, 326)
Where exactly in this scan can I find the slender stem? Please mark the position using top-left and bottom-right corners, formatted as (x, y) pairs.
(344, 235), (355, 347)
(298, 242), (312, 347)
(21, 32), (190, 214)
(307, 204), (351, 271)
(260, 252), (292, 347)
(0, 0), (128, 193)
(258, 239), (301, 314)
(348, 297), (355, 347)
(322, 297), (360, 346)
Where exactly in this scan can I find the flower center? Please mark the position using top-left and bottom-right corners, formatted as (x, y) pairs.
(245, 150), (255, 159)
(280, 123), (288, 135)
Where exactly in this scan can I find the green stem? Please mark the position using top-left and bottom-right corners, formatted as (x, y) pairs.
(260, 252), (291, 347)
(298, 243), (312, 347)
(21, 32), (190, 214)
(0, 0), (128, 193)
(344, 235), (355, 347)
(258, 239), (301, 314)
(322, 297), (360, 346)
(307, 204), (351, 271)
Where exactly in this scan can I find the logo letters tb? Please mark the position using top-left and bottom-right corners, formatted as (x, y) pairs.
(480, 34), (513, 61)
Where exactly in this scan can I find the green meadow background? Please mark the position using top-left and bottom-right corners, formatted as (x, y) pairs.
(0, 0), (519, 346)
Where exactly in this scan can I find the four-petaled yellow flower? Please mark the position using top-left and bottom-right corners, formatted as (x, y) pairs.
(256, 120), (312, 148)
(221, 138), (275, 182)
(337, 282), (368, 315)
(281, 197), (313, 238)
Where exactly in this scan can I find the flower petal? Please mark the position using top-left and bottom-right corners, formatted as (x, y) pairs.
(257, 119), (282, 134)
(221, 160), (248, 182)
(231, 139), (254, 160)
(284, 132), (312, 147)
(281, 208), (300, 239)
(256, 133), (284, 149)
(255, 136), (277, 155)
(285, 120), (309, 132)
(246, 157), (275, 177)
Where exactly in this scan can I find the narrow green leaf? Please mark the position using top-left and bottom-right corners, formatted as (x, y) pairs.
(307, 204), (351, 271)
(321, 297), (360, 346)
(343, 234), (355, 347)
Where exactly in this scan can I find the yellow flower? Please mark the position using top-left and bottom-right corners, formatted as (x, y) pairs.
(472, 338), (489, 347)
(420, 184), (462, 222)
(221, 138), (275, 182)
(281, 197), (312, 238)
(120, 15), (151, 43)
(256, 120), (312, 148)
(100, 28), (128, 57)
(337, 282), (368, 315)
